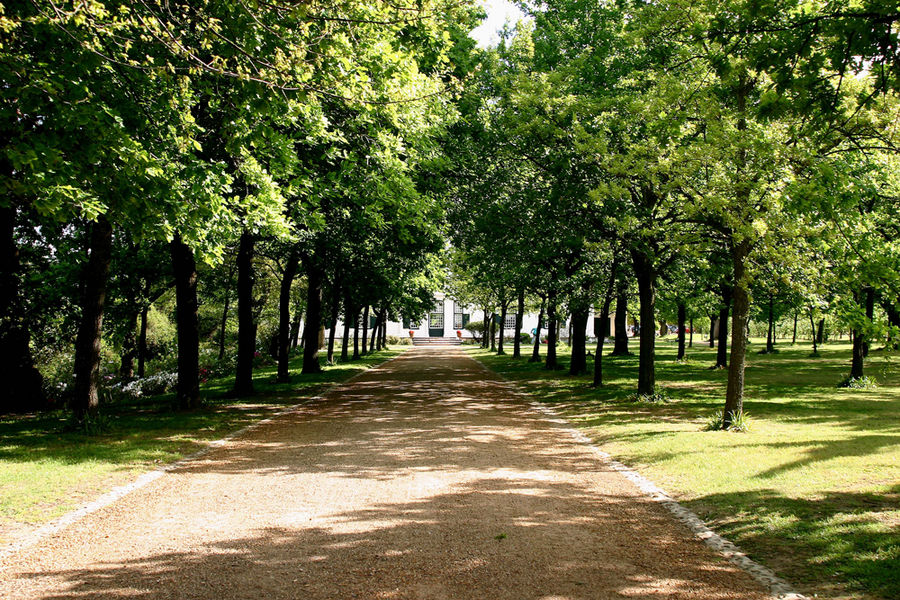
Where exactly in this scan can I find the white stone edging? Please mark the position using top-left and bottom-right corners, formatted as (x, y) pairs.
(0, 349), (408, 564)
(462, 348), (808, 600)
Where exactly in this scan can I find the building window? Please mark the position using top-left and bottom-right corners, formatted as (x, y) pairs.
(453, 302), (469, 329)
(429, 300), (444, 329)
(504, 313), (517, 329)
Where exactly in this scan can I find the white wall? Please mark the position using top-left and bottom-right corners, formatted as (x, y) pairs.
(324, 295), (619, 342)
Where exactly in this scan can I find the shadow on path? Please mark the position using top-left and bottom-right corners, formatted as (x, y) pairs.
(3, 348), (768, 600)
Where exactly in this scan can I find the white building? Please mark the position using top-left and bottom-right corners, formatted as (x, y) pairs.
(325, 292), (618, 343)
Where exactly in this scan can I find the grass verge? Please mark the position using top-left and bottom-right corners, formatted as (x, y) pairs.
(0, 346), (406, 542)
(467, 339), (899, 600)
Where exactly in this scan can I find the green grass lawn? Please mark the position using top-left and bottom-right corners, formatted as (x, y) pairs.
(468, 338), (899, 600)
(0, 346), (407, 542)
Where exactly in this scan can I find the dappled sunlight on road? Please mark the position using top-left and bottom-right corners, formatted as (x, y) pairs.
(1, 348), (769, 600)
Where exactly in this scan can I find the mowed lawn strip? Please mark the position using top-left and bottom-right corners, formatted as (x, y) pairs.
(0, 346), (406, 541)
(468, 340), (899, 600)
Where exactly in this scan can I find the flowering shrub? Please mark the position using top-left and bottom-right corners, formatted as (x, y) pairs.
(140, 372), (178, 395)
(107, 372), (178, 400)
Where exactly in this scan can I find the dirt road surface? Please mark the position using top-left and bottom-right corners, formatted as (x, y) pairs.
(0, 347), (770, 599)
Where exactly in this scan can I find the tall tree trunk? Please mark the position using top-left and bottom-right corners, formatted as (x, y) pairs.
(716, 287), (732, 369)
(138, 303), (149, 378)
(119, 313), (137, 378)
(301, 262), (323, 374)
(361, 305), (369, 356)
(171, 233), (200, 409)
(352, 308), (360, 360)
(850, 327), (865, 378)
(848, 287), (872, 379)
(545, 291), (558, 370)
(723, 240), (751, 428)
(569, 305), (589, 375)
(530, 298), (545, 363)
(233, 231), (255, 395)
(341, 298), (352, 362)
(513, 288), (524, 358)
(816, 318), (826, 345)
(482, 309), (490, 349)
(326, 291), (340, 366)
(883, 299), (900, 348)
(709, 315), (716, 348)
(632, 250), (657, 395)
(498, 301), (507, 355)
(850, 288), (866, 379)
(766, 295), (775, 353)
(491, 312), (497, 352)
(218, 289), (230, 361)
(689, 317), (694, 348)
(290, 298), (303, 349)
(277, 249), (300, 382)
(809, 309), (818, 354)
(677, 302), (686, 360)
(792, 312), (798, 345)
(369, 310), (379, 352)
(593, 262), (618, 388)
(72, 215), (113, 421)
(612, 278), (629, 355)
(0, 206), (45, 412)
(862, 288), (874, 358)
(722, 71), (752, 429)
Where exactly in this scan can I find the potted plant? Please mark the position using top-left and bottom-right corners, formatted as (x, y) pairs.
(456, 330), (462, 339)
(409, 330), (415, 338)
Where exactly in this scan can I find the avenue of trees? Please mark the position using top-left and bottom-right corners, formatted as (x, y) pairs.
(1, 1), (479, 421)
(2, 1), (899, 429)
(444, 1), (900, 427)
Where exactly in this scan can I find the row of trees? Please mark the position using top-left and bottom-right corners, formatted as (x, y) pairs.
(445, 0), (900, 425)
(1, 1), (482, 420)
(3, 2), (898, 429)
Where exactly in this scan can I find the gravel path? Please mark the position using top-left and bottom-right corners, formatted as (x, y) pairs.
(0, 347), (770, 599)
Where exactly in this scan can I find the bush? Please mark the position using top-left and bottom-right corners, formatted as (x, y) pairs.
(199, 348), (235, 380)
(144, 306), (177, 362)
(628, 388), (670, 403)
(519, 332), (532, 344)
(139, 371), (178, 395)
(106, 372), (178, 401)
(65, 411), (114, 435)
(464, 321), (485, 343)
(105, 379), (143, 402)
(705, 410), (751, 432)
(837, 375), (877, 389)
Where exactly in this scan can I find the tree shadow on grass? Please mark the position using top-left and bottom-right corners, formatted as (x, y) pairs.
(755, 434), (900, 479)
(686, 487), (900, 600)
